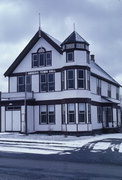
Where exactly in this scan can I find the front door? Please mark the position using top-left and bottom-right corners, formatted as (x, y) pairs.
(5, 106), (21, 132)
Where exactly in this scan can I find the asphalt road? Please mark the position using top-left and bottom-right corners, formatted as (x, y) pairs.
(0, 150), (121, 180)
(0, 137), (122, 179)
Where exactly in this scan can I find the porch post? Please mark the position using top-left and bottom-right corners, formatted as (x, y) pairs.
(24, 73), (28, 135)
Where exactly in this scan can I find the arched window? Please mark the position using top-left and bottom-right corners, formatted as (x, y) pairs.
(32, 47), (52, 68)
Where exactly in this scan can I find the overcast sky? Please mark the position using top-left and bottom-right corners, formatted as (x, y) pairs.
(0, 0), (122, 92)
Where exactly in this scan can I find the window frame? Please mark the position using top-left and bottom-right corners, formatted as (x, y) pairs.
(67, 69), (75, 90)
(77, 69), (85, 89)
(108, 83), (111, 98)
(61, 71), (65, 91)
(17, 75), (32, 92)
(32, 50), (52, 68)
(97, 106), (103, 123)
(78, 103), (87, 123)
(67, 103), (76, 124)
(66, 51), (74, 62)
(96, 79), (101, 95)
(39, 105), (55, 124)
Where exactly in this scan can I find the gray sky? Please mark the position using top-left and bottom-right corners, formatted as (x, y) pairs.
(0, 0), (122, 92)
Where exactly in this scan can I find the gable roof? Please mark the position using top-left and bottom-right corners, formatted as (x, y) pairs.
(91, 60), (121, 87)
(4, 30), (62, 77)
(61, 31), (89, 45)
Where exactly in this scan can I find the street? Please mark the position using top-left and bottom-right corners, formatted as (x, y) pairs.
(0, 135), (122, 180)
(0, 151), (121, 180)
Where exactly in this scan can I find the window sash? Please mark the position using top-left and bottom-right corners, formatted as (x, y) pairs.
(40, 74), (47, 92)
(97, 106), (103, 123)
(78, 103), (86, 123)
(67, 70), (75, 89)
(32, 51), (52, 68)
(46, 52), (52, 66)
(32, 54), (39, 67)
(61, 71), (65, 90)
(39, 53), (45, 66)
(68, 104), (75, 123)
(66, 52), (74, 62)
(17, 75), (31, 92)
(48, 73), (55, 91)
(96, 79), (101, 95)
(40, 105), (55, 124)
(77, 70), (85, 89)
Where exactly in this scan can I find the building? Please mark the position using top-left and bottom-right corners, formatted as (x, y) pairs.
(0, 29), (121, 134)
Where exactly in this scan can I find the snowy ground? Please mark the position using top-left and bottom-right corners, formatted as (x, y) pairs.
(0, 132), (122, 155)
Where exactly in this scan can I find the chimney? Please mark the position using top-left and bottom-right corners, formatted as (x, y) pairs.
(91, 54), (95, 62)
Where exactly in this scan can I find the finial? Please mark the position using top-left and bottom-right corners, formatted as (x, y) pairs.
(73, 23), (75, 31)
(38, 13), (41, 37)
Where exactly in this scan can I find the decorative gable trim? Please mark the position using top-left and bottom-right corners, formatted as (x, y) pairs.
(4, 30), (62, 77)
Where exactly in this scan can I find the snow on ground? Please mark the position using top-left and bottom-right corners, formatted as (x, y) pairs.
(0, 133), (122, 155)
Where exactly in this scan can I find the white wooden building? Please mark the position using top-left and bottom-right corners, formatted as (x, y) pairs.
(0, 29), (121, 134)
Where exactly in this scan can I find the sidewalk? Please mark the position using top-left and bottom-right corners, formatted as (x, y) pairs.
(0, 132), (122, 155)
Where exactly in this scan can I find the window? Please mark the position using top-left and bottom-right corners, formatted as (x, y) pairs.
(39, 105), (55, 124)
(66, 44), (75, 49)
(96, 79), (101, 95)
(40, 73), (55, 92)
(78, 103), (86, 123)
(32, 54), (39, 67)
(97, 106), (103, 123)
(32, 50), (52, 68)
(26, 75), (31, 92)
(40, 105), (47, 124)
(67, 70), (75, 89)
(39, 53), (45, 66)
(17, 76), (25, 92)
(48, 105), (55, 124)
(87, 71), (90, 90)
(77, 69), (85, 89)
(17, 75), (31, 92)
(66, 52), (74, 62)
(76, 43), (84, 49)
(61, 71), (65, 90)
(46, 52), (52, 66)
(48, 73), (55, 91)
(40, 74), (47, 92)
(108, 84), (111, 98)
(107, 107), (112, 122)
(68, 104), (75, 123)
(116, 87), (119, 100)
(62, 104), (66, 124)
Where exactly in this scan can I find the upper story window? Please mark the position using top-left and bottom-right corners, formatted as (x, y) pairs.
(40, 73), (55, 92)
(67, 69), (75, 89)
(87, 71), (90, 90)
(116, 87), (119, 100)
(17, 75), (31, 92)
(77, 69), (85, 89)
(66, 51), (74, 62)
(108, 83), (111, 98)
(96, 79), (101, 95)
(61, 71), (65, 90)
(32, 47), (52, 68)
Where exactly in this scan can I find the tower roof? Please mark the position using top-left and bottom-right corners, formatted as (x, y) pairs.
(61, 31), (89, 45)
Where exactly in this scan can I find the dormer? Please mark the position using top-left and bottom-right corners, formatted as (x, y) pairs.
(61, 31), (89, 52)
